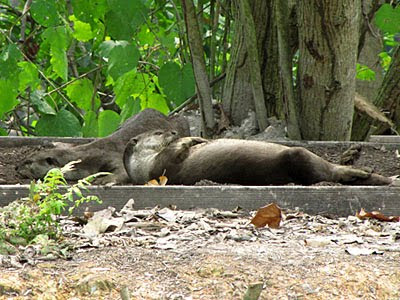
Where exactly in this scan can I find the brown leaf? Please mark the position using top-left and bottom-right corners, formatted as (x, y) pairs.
(159, 176), (168, 186)
(145, 176), (168, 186)
(250, 203), (282, 229)
(356, 208), (400, 222)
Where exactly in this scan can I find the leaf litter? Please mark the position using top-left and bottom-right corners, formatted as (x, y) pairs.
(0, 200), (400, 299)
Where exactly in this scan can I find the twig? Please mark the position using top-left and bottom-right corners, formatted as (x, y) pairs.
(169, 72), (226, 115)
(45, 65), (103, 96)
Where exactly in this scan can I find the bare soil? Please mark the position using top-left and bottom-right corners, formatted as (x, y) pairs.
(1, 140), (400, 299)
(1, 207), (400, 299)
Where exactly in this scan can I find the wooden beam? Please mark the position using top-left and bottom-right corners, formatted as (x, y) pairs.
(369, 135), (400, 143)
(1, 185), (399, 217)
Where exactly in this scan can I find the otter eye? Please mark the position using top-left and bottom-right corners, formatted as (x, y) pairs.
(154, 131), (163, 135)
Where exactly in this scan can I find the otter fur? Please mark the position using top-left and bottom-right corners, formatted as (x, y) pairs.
(17, 109), (190, 184)
(123, 130), (393, 186)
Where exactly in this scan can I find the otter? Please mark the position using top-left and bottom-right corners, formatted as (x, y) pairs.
(123, 130), (393, 186)
(17, 109), (190, 184)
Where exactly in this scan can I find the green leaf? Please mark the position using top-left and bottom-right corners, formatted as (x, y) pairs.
(114, 69), (137, 107)
(0, 44), (22, 80)
(375, 4), (400, 34)
(0, 127), (7, 136)
(120, 97), (141, 123)
(158, 62), (195, 106)
(31, 91), (56, 115)
(72, 18), (95, 41)
(98, 110), (120, 137)
(36, 109), (82, 137)
(82, 110), (98, 137)
(379, 52), (392, 71)
(0, 79), (19, 115)
(31, 0), (60, 26)
(42, 26), (70, 81)
(99, 41), (140, 81)
(64, 78), (99, 111)
(72, 0), (108, 22)
(50, 50), (68, 81)
(140, 93), (170, 115)
(356, 64), (376, 81)
(18, 61), (40, 91)
(105, 0), (149, 40)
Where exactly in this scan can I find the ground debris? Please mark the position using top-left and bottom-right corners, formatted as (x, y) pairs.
(0, 202), (400, 299)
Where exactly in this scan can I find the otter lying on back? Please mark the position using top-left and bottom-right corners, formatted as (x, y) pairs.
(123, 130), (393, 186)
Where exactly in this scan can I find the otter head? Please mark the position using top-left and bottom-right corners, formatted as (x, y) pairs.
(123, 130), (179, 184)
(125, 130), (179, 154)
(16, 143), (79, 180)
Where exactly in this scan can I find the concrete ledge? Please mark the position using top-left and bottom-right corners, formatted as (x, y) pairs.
(1, 185), (399, 217)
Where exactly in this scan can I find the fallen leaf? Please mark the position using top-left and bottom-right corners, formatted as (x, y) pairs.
(145, 176), (168, 186)
(356, 208), (400, 222)
(250, 203), (281, 228)
(304, 237), (332, 247)
(345, 247), (383, 256)
(243, 282), (264, 300)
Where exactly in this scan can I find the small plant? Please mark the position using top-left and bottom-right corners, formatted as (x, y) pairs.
(0, 161), (107, 244)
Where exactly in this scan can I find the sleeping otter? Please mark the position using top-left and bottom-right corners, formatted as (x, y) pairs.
(123, 130), (393, 186)
(17, 109), (190, 184)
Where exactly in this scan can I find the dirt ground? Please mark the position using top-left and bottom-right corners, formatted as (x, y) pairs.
(1, 139), (400, 299)
(1, 207), (400, 299)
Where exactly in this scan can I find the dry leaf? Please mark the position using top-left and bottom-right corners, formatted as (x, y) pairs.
(356, 208), (400, 222)
(250, 203), (281, 228)
(145, 176), (168, 186)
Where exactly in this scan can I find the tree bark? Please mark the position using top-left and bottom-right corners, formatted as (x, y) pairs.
(371, 45), (400, 135)
(351, 0), (385, 140)
(181, 0), (216, 137)
(297, 0), (360, 140)
(238, 0), (268, 131)
(275, 0), (301, 139)
(222, 0), (281, 127)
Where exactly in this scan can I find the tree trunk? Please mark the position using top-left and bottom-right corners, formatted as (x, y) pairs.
(297, 0), (360, 140)
(275, 0), (301, 139)
(372, 45), (400, 135)
(351, 0), (385, 140)
(181, 0), (216, 137)
(238, 0), (268, 131)
(222, 0), (281, 127)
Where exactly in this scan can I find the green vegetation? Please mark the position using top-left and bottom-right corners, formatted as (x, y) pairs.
(0, 1), (399, 138)
(0, 161), (104, 246)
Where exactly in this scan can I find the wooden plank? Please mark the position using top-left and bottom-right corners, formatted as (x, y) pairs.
(369, 135), (400, 143)
(1, 185), (399, 217)
(0, 137), (94, 147)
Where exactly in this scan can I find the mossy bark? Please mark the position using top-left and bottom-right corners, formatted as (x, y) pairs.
(297, 0), (360, 140)
(222, 0), (281, 127)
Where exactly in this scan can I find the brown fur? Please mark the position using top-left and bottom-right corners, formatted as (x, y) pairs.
(17, 109), (190, 184)
(124, 130), (393, 186)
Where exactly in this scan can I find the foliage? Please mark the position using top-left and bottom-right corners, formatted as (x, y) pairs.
(0, 1), (398, 137)
(0, 0), (206, 136)
(0, 161), (105, 244)
(356, 63), (376, 81)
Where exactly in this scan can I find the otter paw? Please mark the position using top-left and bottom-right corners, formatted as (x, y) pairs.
(334, 166), (371, 182)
